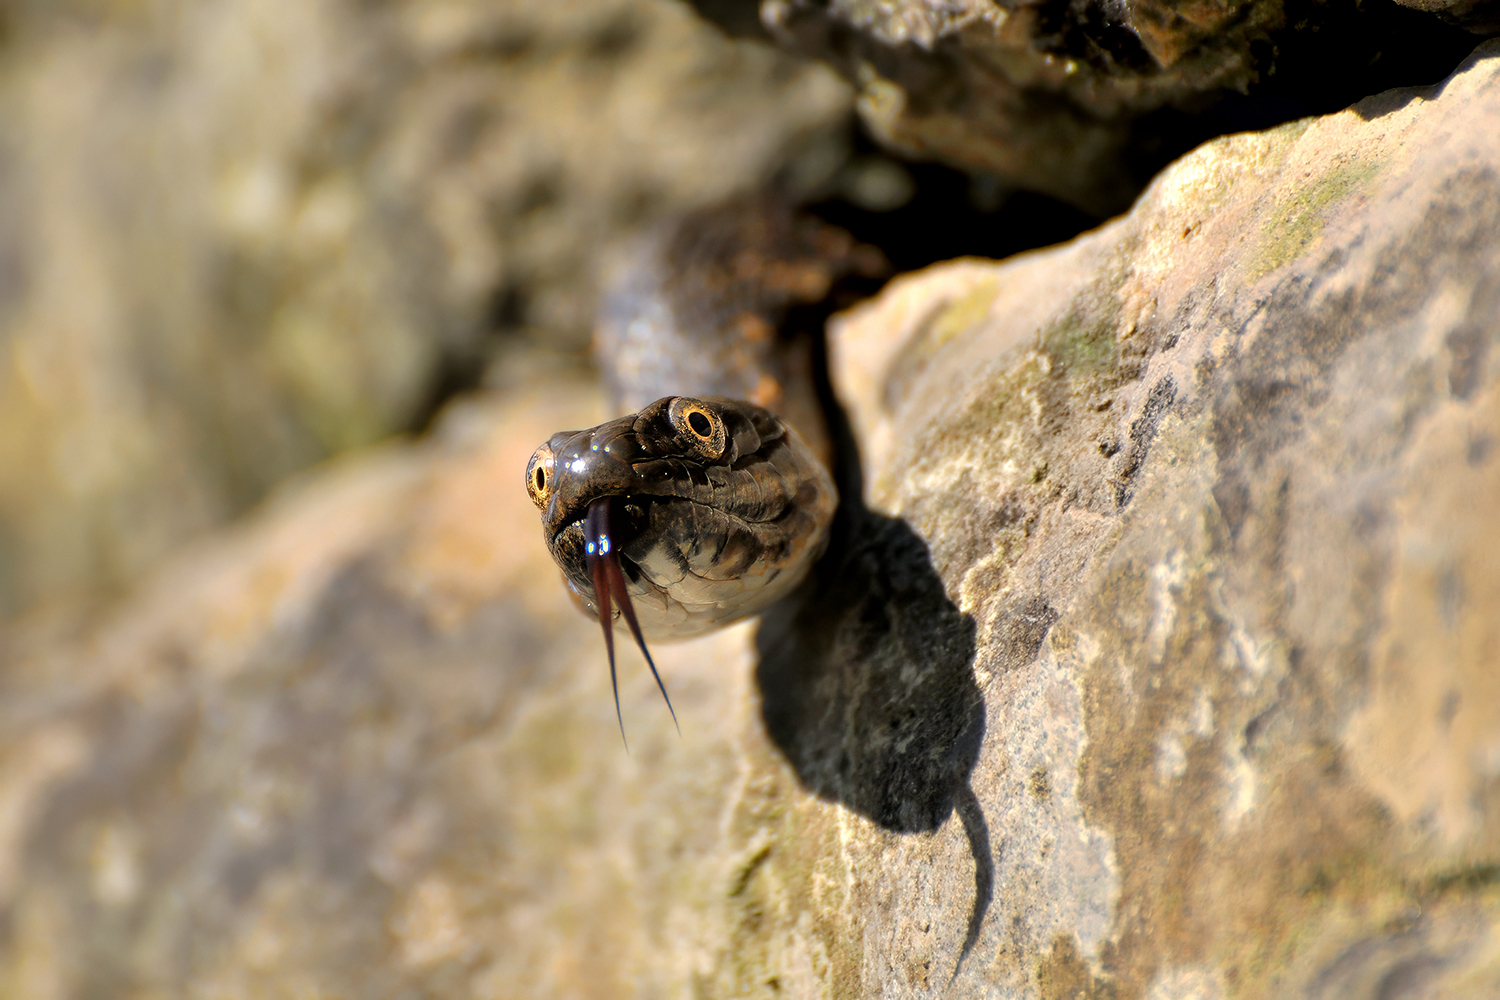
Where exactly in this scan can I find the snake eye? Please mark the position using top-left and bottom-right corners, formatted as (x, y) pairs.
(668, 397), (726, 459)
(525, 445), (555, 509)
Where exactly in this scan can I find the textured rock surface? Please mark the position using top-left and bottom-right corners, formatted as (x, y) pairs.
(0, 0), (849, 614)
(1393, 0), (1500, 33)
(1, 37), (1499, 1000)
(828, 39), (1500, 996)
(744, 0), (1488, 214)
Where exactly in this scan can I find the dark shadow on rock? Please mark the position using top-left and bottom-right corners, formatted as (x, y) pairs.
(754, 317), (990, 968)
(755, 502), (990, 964)
(1351, 40), (1500, 121)
(1352, 86), (1428, 121)
(756, 508), (983, 836)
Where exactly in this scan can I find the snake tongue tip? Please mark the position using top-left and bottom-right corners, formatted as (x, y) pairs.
(586, 499), (627, 750)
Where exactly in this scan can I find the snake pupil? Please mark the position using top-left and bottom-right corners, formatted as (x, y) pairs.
(687, 411), (711, 437)
(534, 467), (546, 492)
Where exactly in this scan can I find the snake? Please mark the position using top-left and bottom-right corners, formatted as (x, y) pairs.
(523, 197), (883, 742)
(525, 198), (994, 974)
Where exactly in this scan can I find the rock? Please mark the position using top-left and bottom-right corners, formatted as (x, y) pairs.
(1393, 0), (1500, 33)
(1, 37), (1499, 1000)
(742, 0), (1488, 214)
(828, 38), (1500, 996)
(0, 0), (850, 615)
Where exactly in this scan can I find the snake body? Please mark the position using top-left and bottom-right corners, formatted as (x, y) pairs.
(524, 197), (882, 735)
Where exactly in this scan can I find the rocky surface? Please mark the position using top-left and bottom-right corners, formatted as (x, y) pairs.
(827, 38), (1500, 996)
(738, 0), (1489, 214)
(0, 33), (1498, 1000)
(0, 0), (850, 615)
(1394, 0), (1500, 33)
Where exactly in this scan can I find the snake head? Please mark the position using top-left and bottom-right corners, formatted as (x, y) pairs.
(525, 395), (838, 737)
(526, 395), (835, 636)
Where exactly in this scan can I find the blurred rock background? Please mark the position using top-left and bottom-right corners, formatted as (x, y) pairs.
(0, 0), (852, 615)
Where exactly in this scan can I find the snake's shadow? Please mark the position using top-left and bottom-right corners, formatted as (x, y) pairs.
(753, 433), (990, 967)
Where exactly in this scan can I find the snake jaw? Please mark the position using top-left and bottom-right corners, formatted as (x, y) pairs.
(584, 496), (680, 747)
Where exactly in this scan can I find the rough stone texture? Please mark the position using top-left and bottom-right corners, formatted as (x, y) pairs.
(0, 0), (849, 615)
(743, 0), (1488, 214)
(828, 39), (1500, 996)
(1393, 0), (1500, 33)
(1, 37), (1499, 1000)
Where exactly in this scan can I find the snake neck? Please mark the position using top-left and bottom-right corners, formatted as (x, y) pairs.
(593, 195), (887, 472)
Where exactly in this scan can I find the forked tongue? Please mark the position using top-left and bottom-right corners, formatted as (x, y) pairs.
(583, 496), (679, 749)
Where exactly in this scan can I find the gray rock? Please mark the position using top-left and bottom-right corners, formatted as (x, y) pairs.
(0, 38), (1498, 1000)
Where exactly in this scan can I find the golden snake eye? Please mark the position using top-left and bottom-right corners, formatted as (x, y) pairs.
(525, 444), (555, 509)
(668, 397), (727, 459)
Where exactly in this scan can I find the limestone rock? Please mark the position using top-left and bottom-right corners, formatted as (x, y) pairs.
(0, 0), (849, 614)
(1, 37), (1499, 1000)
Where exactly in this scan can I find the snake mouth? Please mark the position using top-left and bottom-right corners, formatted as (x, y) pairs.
(583, 496), (678, 748)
